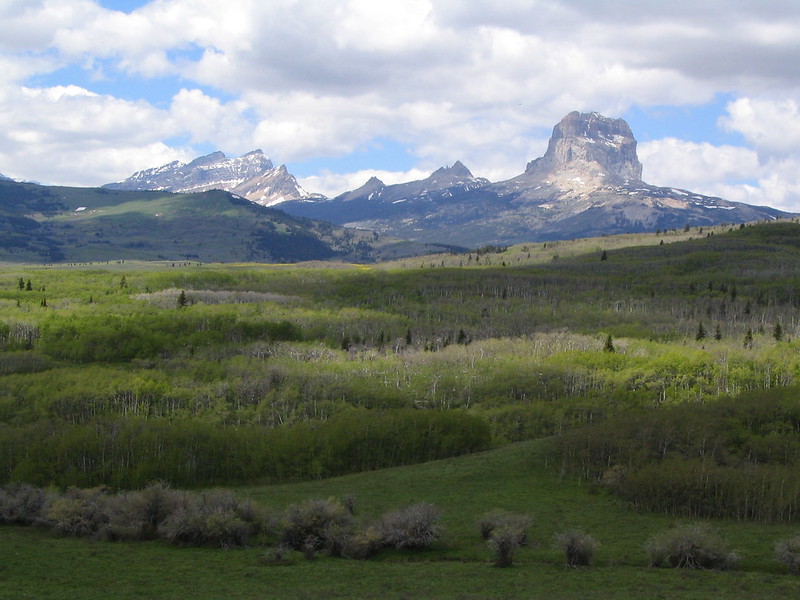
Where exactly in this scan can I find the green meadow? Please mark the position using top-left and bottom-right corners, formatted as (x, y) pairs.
(2, 221), (800, 597)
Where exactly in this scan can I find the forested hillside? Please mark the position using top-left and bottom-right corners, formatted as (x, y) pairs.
(1, 221), (800, 506)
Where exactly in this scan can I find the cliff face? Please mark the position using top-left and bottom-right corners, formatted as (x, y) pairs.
(524, 111), (642, 184)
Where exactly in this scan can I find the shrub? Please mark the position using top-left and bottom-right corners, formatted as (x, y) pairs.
(103, 482), (185, 541)
(45, 487), (111, 538)
(477, 509), (530, 544)
(554, 529), (599, 567)
(775, 535), (800, 575)
(0, 483), (51, 525)
(342, 525), (384, 560)
(158, 490), (262, 548)
(281, 498), (353, 553)
(378, 503), (443, 550)
(645, 523), (739, 570)
(488, 525), (524, 567)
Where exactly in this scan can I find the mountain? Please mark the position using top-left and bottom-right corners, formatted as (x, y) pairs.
(0, 173), (11, 182)
(104, 150), (320, 207)
(0, 179), (457, 263)
(278, 161), (491, 228)
(278, 112), (792, 246)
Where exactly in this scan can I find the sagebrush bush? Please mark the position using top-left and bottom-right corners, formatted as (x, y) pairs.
(645, 523), (739, 570)
(488, 525), (524, 567)
(775, 535), (800, 574)
(378, 503), (442, 550)
(477, 509), (530, 544)
(554, 529), (599, 567)
(158, 490), (263, 548)
(342, 525), (384, 560)
(0, 483), (51, 525)
(103, 482), (185, 541)
(45, 487), (111, 538)
(281, 498), (353, 552)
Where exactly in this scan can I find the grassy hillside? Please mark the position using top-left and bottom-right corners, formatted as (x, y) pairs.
(0, 180), (459, 263)
(1, 441), (798, 599)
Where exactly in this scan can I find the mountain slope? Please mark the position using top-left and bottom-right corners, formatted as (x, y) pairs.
(104, 150), (319, 207)
(0, 180), (454, 263)
(278, 112), (791, 246)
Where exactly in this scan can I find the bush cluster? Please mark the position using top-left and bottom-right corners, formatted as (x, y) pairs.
(0, 483), (272, 548)
(276, 499), (444, 560)
(645, 523), (739, 570)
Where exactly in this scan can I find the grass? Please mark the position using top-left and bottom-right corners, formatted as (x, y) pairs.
(2, 441), (798, 599)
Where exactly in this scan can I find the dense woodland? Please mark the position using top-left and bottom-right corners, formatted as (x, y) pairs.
(1, 221), (800, 522)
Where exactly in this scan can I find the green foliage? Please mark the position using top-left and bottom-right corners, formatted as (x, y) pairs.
(552, 386), (800, 522)
(0, 409), (491, 489)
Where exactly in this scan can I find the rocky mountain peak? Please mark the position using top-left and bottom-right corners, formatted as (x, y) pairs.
(525, 111), (642, 184)
(0, 172), (11, 182)
(104, 149), (312, 206)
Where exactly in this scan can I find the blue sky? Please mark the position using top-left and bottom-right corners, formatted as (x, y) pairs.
(2, 0), (800, 210)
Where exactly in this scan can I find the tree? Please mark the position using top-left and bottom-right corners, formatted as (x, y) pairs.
(743, 328), (754, 349)
(17, 277), (24, 290)
(773, 322), (783, 342)
(120, 275), (128, 289)
(695, 322), (706, 341)
(600, 250), (607, 261)
(603, 334), (615, 353)
(714, 324), (722, 341)
(177, 290), (187, 309)
(25, 279), (32, 291)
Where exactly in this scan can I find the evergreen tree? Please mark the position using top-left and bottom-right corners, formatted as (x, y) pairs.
(744, 328), (754, 349)
(714, 324), (722, 341)
(25, 279), (32, 291)
(600, 250), (607, 261)
(177, 290), (188, 309)
(774, 322), (783, 341)
(17, 277), (24, 290)
(603, 334), (615, 353)
(695, 322), (706, 341)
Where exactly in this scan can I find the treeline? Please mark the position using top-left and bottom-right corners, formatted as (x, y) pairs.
(0, 408), (491, 489)
(552, 386), (800, 522)
(38, 311), (301, 362)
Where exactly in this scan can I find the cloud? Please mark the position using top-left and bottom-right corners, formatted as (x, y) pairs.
(720, 97), (800, 156)
(0, 0), (800, 211)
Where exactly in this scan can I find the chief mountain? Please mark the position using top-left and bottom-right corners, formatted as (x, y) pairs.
(108, 111), (790, 248)
(0, 112), (791, 263)
(277, 111), (790, 245)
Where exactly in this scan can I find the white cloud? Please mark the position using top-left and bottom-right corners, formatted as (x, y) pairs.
(639, 139), (762, 191)
(0, 0), (800, 211)
(720, 97), (800, 156)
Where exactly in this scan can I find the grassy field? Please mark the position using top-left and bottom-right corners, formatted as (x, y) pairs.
(1, 441), (798, 600)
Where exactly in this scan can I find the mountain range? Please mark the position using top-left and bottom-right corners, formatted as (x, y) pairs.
(279, 112), (790, 245)
(108, 111), (791, 247)
(0, 111), (793, 264)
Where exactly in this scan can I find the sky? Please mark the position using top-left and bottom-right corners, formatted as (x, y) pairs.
(1, 0), (800, 211)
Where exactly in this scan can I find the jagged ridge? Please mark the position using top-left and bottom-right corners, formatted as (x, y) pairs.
(104, 150), (317, 207)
